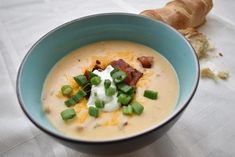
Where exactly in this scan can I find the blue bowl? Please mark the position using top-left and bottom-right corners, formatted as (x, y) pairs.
(17, 13), (199, 154)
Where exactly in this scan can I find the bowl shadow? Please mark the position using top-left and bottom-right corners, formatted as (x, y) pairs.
(68, 134), (179, 157)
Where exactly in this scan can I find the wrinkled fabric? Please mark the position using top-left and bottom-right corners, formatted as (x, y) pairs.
(0, 0), (235, 156)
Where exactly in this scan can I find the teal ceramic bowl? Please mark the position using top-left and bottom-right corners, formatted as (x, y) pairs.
(17, 13), (199, 154)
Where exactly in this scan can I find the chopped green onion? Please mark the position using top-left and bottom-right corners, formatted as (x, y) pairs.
(118, 93), (132, 105)
(60, 108), (76, 120)
(117, 83), (133, 94)
(61, 85), (73, 96)
(117, 91), (122, 97)
(144, 90), (158, 100)
(122, 105), (133, 115)
(104, 79), (111, 89)
(88, 106), (99, 118)
(82, 83), (91, 93)
(74, 75), (88, 86)
(91, 76), (101, 86)
(72, 90), (87, 102)
(128, 87), (136, 95)
(127, 87), (136, 100)
(131, 102), (144, 115)
(88, 71), (97, 78)
(95, 100), (105, 108)
(64, 98), (77, 107)
(111, 70), (127, 83)
(105, 87), (116, 96)
(110, 68), (119, 76)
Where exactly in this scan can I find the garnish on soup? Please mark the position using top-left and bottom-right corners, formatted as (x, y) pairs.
(137, 56), (154, 68)
(61, 60), (146, 119)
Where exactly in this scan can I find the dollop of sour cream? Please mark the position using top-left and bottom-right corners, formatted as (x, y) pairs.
(87, 65), (120, 112)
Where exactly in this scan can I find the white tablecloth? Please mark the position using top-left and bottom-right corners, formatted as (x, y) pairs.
(0, 0), (235, 156)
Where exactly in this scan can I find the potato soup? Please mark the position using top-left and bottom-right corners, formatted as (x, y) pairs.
(42, 40), (179, 140)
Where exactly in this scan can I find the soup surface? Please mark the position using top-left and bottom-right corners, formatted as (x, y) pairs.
(42, 40), (179, 140)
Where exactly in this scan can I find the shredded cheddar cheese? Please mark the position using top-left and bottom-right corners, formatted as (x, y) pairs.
(110, 110), (120, 126)
(90, 51), (134, 69)
(100, 110), (121, 126)
(74, 99), (88, 112)
(112, 51), (134, 62)
(74, 99), (89, 124)
(78, 111), (88, 124)
(137, 70), (154, 87)
(99, 112), (105, 118)
(55, 91), (64, 98)
(102, 121), (110, 126)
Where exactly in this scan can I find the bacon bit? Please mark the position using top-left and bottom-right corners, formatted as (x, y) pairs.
(110, 59), (143, 86)
(84, 60), (103, 79)
(92, 64), (103, 71)
(96, 60), (101, 64)
(92, 64), (102, 71)
(123, 121), (128, 126)
(118, 121), (128, 130)
(84, 70), (91, 80)
(137, 56), (154, 68)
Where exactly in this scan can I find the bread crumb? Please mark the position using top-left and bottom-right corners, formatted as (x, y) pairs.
(217, 71), (229, 80)
(118, 121), (128, 130)
(219, 52), (223, 57)
(201, 68), (216, 79)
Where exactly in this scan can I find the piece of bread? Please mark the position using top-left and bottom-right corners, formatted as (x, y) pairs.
(140, 0), (213, 29)
(179, 27), (210, 58)
(201, 68), (229, 80)
(201, 68), (216, 79)
(217, 71), (229, 80)
(140, 0), (213, 58)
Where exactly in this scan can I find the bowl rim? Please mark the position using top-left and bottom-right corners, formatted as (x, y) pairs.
(16, 12), (200, 144)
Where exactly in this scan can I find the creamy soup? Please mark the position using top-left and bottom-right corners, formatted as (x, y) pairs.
(42, 40), (179, 140)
